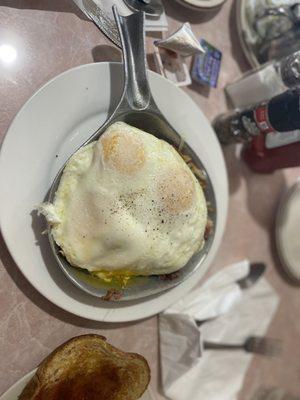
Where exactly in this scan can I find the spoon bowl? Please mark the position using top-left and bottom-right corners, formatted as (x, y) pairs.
(237, 262), (266, 289)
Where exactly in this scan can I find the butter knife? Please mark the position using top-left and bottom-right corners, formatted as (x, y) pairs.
(82, 0), (121, 47)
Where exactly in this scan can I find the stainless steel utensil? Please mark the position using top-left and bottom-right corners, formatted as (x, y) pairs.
(124, 0), (164, 18)
(204, 336), (282, 356)
(195, 262), (266, 326)
(47, 8), (216, 300)
(236, 262), (266, 289)
(82, 0), (121, 47)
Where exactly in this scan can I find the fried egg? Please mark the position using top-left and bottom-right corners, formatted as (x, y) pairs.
(40, 122), (207, 276)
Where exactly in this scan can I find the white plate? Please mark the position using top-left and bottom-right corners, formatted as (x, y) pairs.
(276, 181), (300, 285)
(0, 369), (152, 400)
(236, 0), (260, 68)
(174, 0), (227, 10)
(0, 62), (228, 322)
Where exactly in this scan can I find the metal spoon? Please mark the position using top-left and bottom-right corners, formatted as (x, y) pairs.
(196, 262), (266, 325)
(47, 8), (216, 300)
(124, 0), (164, 18)
(236, 262), (266, 289)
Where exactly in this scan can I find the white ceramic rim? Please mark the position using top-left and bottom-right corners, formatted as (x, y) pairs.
(0, 370), (36, 400)
(174, 0), (227, 10)
(236, 0), (260, 68)
(275, 180), (300, 285)
(0, 62), (228, 322)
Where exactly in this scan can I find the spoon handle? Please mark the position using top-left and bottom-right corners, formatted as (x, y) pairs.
(113, 7), (152, 111)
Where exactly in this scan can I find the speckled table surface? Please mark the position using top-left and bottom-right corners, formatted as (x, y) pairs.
(0, 0), (300, 398)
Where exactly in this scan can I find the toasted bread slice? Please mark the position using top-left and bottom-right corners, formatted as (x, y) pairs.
(19, 334), (150, 400)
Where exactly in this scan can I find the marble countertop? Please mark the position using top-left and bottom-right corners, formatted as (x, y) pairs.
(0, 0), (300, 398)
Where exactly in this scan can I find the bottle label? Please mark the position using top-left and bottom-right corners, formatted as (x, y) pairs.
(265, 130), (300, 149)
(254, 102), (300, 148)
(254, 104), (275, 133)
(241, 101), (300, 149)
(240, 103), (275, 136)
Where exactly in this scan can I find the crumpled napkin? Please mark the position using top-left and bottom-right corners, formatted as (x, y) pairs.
(159, 260), (280, 400)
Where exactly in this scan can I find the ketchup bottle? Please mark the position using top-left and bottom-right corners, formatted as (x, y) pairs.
(213, 90), (300, 173)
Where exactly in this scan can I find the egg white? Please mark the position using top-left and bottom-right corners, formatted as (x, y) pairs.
(40, 122), (207, 276)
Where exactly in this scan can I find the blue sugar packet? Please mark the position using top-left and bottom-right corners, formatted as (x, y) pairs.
(191, 39), (222, 88)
